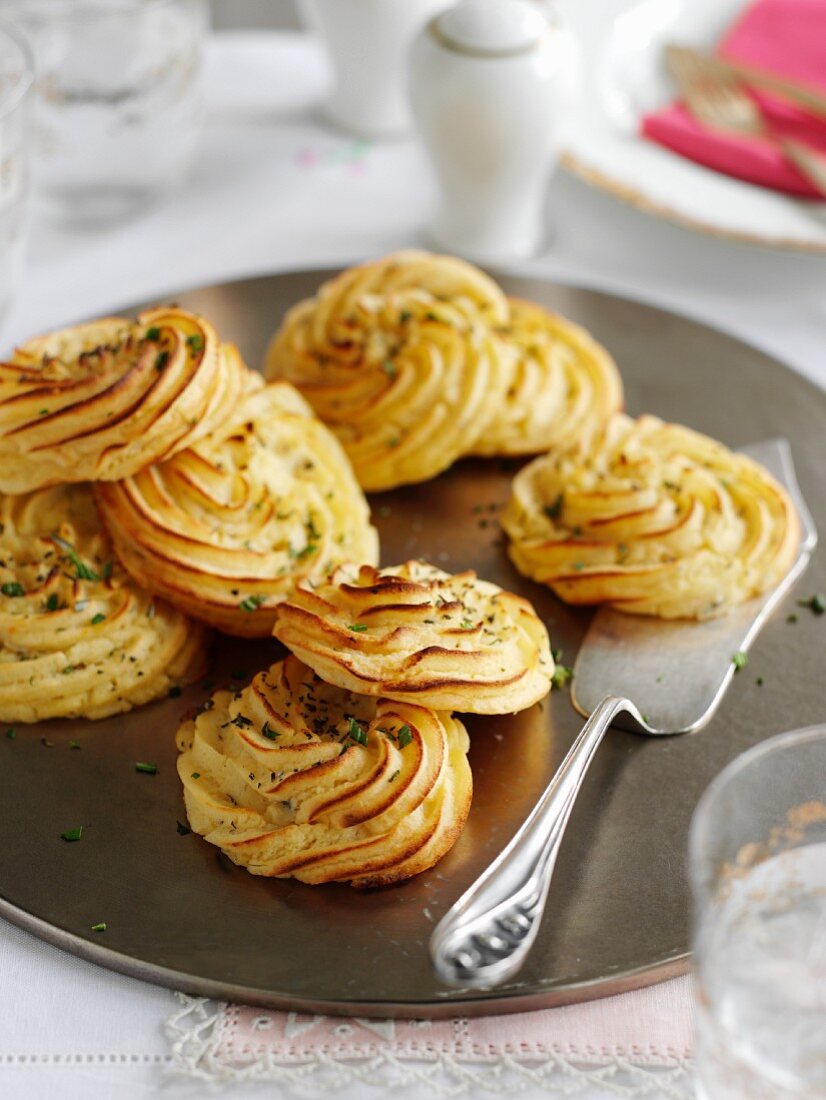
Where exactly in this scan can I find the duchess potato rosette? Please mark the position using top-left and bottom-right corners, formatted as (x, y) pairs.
(273, 561), (554, 714)
(472, 299), (624, 457)
(176, 655), (472, 887)
(502, 414), (801, 620)
(0, 308), (247, 493)
(0, 484), (207, 722)
(264, 250), (513, 490)
(95, 380), (379, 638)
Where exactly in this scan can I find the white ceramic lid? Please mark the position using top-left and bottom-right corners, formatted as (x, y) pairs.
(433, 0), (547, 56)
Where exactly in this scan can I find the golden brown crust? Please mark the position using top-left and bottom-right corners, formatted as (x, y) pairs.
(0, 309), (247, 492)
(472, 299), (624, 457)
(175, 655), (472, 887)
(502, 413), (802, 619)
(264, 250), (513, 490)
(273, 561), (554, 714)
(95, 381), (379, 637)
(0, 484), (207, 722)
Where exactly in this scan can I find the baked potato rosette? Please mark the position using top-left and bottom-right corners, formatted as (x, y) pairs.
(0, 308), (247, 492)
(264, 251), (513, 490)
(176, 655), (472, 887)
(0, 484), (206, 722)
(502, 414), (801, 620)
(472, 299), (624, 457)
(95, 382), (379, 638)
(273, 561), (554, 714)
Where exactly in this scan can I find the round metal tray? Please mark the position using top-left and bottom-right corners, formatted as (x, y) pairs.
(0, 271), (823, 1017)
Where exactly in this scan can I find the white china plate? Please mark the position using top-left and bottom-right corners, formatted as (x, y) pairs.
(560, 0), (826, 251)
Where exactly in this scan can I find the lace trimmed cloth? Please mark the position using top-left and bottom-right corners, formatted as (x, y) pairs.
(166, 975), (695, 1098)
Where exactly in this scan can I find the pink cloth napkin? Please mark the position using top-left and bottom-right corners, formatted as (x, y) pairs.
(206, 975), (694, 1078)
(641, 0), (826, 197)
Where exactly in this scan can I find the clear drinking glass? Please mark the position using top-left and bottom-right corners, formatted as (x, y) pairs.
(690, 726), (826, 1100)
(0, 17), (33, 335)
(0, 0), (208, 226)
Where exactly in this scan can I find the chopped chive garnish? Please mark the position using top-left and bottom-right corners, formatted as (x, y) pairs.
(91, 613), (106, 625)
(155, 350), (169, 372)
(382, 361), (397, 378)
(347, 717), (368, 745)
(348, 623), (367, 632)
(45, 593), (60, 612)
(543, 494), (564, 521)
(176, 820), (191, 835)
(102, 561), (113, 580)
(551, 665), (573, 690)
(1, 582), (24, 597)
(144, 326), (161, 341)
(69, 740), (80, 750)
(732, 651), (748, 671)
(91, 922), (107, 932)
(186, 334), (204, 352)
(61, 827), (83, 842)
(51, 535), (99, 582)
(261, 721), (278, 741)
(387, 769), (400, 783)
(224, 713), (253, 730)
(798, 592), (826, 616)
(191, 772), (201, 779)
(290, 544), (317, 560)
(397, 724), (413, 748)
(6, 728), (15, 739)
(459, 619), (474, 629)
(135, 762), (157, 775)
(239, 594), (265, 612)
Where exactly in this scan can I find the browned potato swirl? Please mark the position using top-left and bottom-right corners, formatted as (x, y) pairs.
(503, 414), (801, 619)
(0, 484), (206, 722)
(176, 656), (472, 887)
(96, 381), (379, 637)
(265, 250), (513, 490)
(273, 560), (554, 714)
(0, 308), (247, 492)
(472, 299), (623, 457)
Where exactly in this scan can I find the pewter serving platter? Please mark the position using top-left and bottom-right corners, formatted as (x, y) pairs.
(0, 271), (824, 1018)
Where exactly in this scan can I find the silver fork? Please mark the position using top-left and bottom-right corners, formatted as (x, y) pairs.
(665, 45), (826, 198)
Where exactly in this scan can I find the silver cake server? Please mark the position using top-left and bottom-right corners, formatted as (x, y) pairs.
(430, 439), (817, 989)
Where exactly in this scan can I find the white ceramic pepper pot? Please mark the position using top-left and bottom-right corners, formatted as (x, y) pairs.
(408, 0), (575, 263)
(301, 0), (452, 139)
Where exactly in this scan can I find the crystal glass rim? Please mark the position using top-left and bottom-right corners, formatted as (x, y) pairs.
(0, 16), (34, 122)
(0, 0), (201, 25)
(688, 721), (826, 890)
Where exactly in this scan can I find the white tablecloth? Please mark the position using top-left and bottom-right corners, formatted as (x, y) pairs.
(2, 28), (824, 1100)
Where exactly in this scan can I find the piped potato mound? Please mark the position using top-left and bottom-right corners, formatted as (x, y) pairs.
(176, 655), (472, 887)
